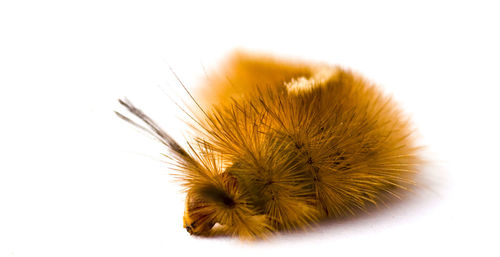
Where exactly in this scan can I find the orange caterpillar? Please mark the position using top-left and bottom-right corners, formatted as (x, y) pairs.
(117, 51), (420, 239)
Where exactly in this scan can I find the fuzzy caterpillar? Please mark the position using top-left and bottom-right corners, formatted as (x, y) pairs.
(116, 51), (420, 240)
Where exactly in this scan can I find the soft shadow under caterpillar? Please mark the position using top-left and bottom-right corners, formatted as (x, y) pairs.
(116, 51), (420, 240)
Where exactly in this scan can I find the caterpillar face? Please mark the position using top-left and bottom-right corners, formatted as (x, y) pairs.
(182, 173), (237, 236)
(183, 191), (215, 236)
(117, 51), (420, 239)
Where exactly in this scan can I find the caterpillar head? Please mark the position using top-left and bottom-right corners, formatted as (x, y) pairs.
(181, 170), (272, 238)
(182, 190), (216, 235)
(182, 173), (237, 236)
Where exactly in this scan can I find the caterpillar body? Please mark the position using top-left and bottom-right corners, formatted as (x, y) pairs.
(117, 51), (420, 239)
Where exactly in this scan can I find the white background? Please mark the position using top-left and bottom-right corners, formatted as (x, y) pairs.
(1, 1), (499, 256)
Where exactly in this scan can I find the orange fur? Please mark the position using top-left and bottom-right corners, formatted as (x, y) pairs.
(117, 51), (420, 240)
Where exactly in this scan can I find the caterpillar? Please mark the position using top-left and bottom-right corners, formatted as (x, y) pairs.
(116, 51), (420, 240)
